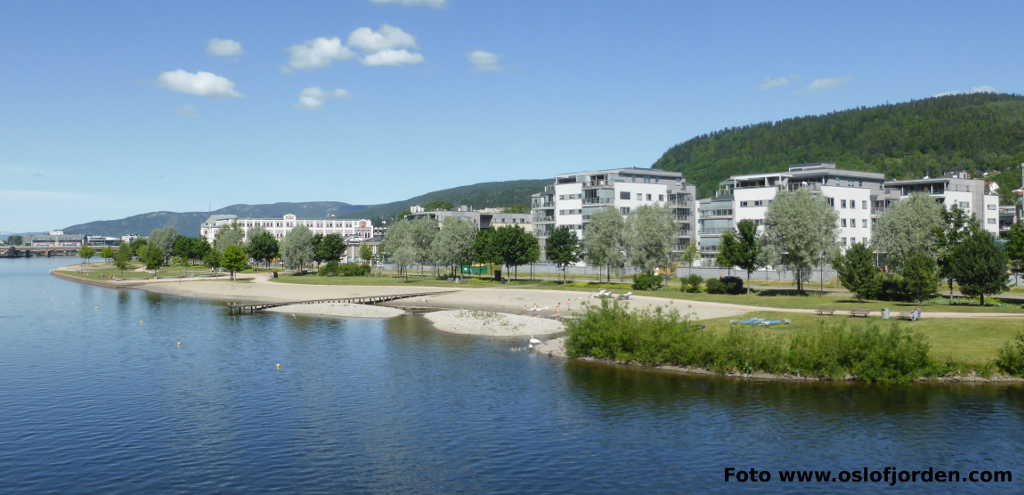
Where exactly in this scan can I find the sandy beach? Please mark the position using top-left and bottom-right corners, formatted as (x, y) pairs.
(266, 302), (406, 319)
(423, 309), (564, 337)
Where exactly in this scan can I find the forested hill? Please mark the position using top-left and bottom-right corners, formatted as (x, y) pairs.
(63, 179), (547, 236)
(652, 93), (1024, 200)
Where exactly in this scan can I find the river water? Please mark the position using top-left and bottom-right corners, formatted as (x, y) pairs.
(1, 257), (1022, 494)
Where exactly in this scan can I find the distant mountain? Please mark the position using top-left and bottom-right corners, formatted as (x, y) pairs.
(651, 92), (1024, 201)
(63, 179), (548, 237)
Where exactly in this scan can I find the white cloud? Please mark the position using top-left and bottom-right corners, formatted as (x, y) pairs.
(207, 38), (243, 57)
(807, 76), (852, 91)
(759, 75), (796, 90)
(362, 49), (424, 66)
(370, 0), (446, 8)
(0, 190), (93, 202)
(176, 105), (199, 118)
(934, 85), (997, 97)
(468, 50), (501, 71)
(287, 37), (355, 70)
(298, 87), (350, 109)
(157, 69), (241, 98)
(348, 25), (417, 53)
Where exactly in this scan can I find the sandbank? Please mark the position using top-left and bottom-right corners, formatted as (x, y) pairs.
(423, 309), (564, 337)
(267, 302), (406, 319)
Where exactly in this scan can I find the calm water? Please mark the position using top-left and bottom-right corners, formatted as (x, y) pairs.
(2, 257), (1022, 494)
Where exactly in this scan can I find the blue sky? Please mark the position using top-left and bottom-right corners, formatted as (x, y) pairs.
(2, 0), (1021, 232)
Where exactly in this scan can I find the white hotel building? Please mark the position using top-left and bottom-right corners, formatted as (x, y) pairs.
(876, 174), (1000, 235)
(200, 214), (373, 244)
(531, 167), (697, 260)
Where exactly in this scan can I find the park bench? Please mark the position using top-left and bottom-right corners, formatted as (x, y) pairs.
(893, 311), (913, 320)
(814, 308), (835, 316)
(849, 309), (870, 318)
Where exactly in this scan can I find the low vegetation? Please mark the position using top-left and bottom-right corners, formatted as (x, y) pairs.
(565, 301), (1024, 383)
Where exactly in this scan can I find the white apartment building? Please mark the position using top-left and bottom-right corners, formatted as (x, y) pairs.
(200, 214), (373, 244)
(878, 173), (1000, 235)
(705, 163), (884, 257)
(531, 167), (697, 260)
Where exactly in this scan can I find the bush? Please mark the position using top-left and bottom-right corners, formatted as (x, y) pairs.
(996, 332), (1024, 376)
(339, 263), (371, 276)
(681, 274), (703, 293)
(319, 261), (340, 276)
(565, 302), (936, 383)
(632, 272), (663, 291)
(720, 276), (744, 294)
(705, 278), (726, 294)
(877, 274), (909, 301)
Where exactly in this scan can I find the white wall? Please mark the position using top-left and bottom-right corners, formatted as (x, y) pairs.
(984, 194), (1000, 235)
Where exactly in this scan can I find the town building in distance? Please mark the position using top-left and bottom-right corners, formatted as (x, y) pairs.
(530, 167), (697, 260)
(200, 214), (374, 244)
(405, 205), (532, 232)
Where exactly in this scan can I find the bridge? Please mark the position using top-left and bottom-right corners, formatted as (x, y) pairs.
(1, 246), (82, 258)
(227, 291), (456, 315)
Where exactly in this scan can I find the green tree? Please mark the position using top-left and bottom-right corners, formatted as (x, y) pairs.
(901, 252), (939, 302)
(873, 193), (945, 271)
(492, 226), (536, 280)
(312, 233), (345, 267)
(762, 188), (838, 294)
(718, 220), (764, 290)
(246, 228), (279, 268)
(430, 216), (478, 277)
(423, 200), (453, 211)
(281, 225), (315, 272)
(359, 244), (374, 264)
(409, 218), (438, 273)
(624, 205), (676, 275)
(583, 207), (627, 282)
(950, 225), (1009, 305)
(1006, 221), (1024, 285)
(134, 243), (149, 263)
(214, 223), (245, 252)
(833, 243), (880, 300)
(99, 246), (114, 262)
(127, 238), (147, 258)
(546, 226), (581, 283)
(934, 205), (974, 298)
(113, 246), (131, 273)
(149, 227), (178, 264)
(203, 248), (222, 271)
(472, 228), (500, 279)
(8, 235), (24, 246)
(144, 246), (163, 270)
(679, 242), (699, 276)
(220, 245), (249, 280)
(382, 220), (416, 278)
(79, 246), (96, 270)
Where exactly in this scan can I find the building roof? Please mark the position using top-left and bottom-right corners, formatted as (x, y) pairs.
(553, 167), (683, 179)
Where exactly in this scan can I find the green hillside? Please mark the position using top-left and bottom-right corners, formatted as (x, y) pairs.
(63, 179), (547, 237)
(652, 93), (1024, 201)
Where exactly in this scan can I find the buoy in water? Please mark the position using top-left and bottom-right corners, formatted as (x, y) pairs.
(275, 363), (282, 370)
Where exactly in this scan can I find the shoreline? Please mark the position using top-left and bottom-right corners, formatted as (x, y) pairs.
(532, 337), (1024, 385)
(51, 266), (1024, 385)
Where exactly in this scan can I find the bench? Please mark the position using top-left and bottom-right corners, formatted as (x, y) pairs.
(849, 309), (870, 318)
(814, 308), (835, 316)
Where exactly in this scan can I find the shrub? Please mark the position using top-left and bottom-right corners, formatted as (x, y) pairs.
(996, 332), (1024, 376)
(632, 272), (663, 291)
(682, 274), (703, 293)
(339, 263), (371, 276)
(720, 276), (744, 295)
(705, 278), (726, 294)
(319, 261), (341, 276)
(877, 274), (909, 301)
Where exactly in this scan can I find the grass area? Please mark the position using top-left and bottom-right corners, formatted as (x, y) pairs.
(564, 301), (1024, 381)
(273, 273), (1024, 314)
(697, 311), (1024, 366)
(56, 262), (225, 281)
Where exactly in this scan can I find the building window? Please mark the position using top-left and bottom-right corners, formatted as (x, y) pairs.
(646, 194), (652, 201)
(826, 197), (835, 207)
(862, 200), (868, 209)
(659, 194), (665, 201)
(862, 219), (868, 228)
(620, 191), (631, 200)
(841, 219), (847, 227)
(988, 218), (997, 224)
(754, 200), (764, 207)
(987, 204), (997, 210)
(740, 201), (750, 207)
(841, 237), (847, 246)
(841, 199), (847, 208)
(620, 207), (630, 215)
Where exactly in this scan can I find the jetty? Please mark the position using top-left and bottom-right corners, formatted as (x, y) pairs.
(227, 291), (455, 315)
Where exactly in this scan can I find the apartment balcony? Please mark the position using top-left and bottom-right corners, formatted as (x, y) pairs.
(533, 215), (555, 223)
(582, 180), (611, 188)
(532, 201), (554, 208)
(583, 198), (613, 205)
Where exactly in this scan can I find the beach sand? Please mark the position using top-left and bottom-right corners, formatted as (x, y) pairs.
(266, 302), (406, 319)
(423, 309), (564, 337)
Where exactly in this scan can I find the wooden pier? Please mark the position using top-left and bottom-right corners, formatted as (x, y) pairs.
(227, 291), (455, 315)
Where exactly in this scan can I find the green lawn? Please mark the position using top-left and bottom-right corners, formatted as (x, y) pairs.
(273, 274), (1024, 314)
(696, 311), (1024, 366)
(57, 262), (225, 281)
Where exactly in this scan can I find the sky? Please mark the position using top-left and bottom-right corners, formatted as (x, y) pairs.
(2, 0), (1022, 232)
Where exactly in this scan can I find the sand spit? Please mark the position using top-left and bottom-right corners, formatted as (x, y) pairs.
(267, 302), (406, 319)
(423, 310), (564, 337)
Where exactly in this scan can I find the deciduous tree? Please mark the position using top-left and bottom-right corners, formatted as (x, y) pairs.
(214, 223), (245, 252)
(1006, 221), (1024, 286)
(583, 207), (626, 282)
(762, 188), (838, 294)
(873, 193), (944, 271)
(624, 205), (676, 275)
(430, 216), (477, 277)
(950, 224), (1009, 305)
(545, 226), (581, 283)
(79, 246), (95, 270)
(281, 225), (314, 272)
(247, 228), (279, 268)
(221, 245), (248, 280)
